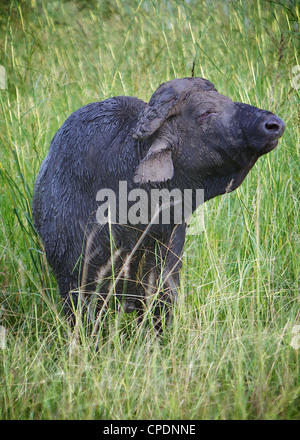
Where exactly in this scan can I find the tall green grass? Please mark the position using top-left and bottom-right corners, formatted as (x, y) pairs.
(0, 0), (299, 419)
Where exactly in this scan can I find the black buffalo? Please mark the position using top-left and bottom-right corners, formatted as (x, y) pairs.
(32, 77), (285, 332)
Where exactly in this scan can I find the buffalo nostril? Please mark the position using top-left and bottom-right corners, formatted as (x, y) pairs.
(264, 115), (285, 137)
(265, 121), (280, 130)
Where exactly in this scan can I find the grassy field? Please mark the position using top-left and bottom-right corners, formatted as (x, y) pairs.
(0, 0), (299, 420)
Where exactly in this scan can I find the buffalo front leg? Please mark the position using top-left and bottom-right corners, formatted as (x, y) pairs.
(151, 223), (186, 334)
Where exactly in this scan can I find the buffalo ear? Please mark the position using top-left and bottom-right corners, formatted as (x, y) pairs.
(132, 85), (181, 141)
(133, 139), (174, 184)
(132, 83), (180, 184)
(132, 77), (216, 141)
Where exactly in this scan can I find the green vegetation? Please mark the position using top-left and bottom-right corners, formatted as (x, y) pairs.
(0, 0), (299, 419)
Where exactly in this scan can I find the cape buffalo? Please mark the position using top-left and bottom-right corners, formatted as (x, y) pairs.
(32, 77), (285, 332)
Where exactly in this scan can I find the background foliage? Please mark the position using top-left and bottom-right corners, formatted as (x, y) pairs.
(0, 0), (299, 419)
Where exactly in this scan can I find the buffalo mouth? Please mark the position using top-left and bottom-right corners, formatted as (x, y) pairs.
(261, 139), (279, 155)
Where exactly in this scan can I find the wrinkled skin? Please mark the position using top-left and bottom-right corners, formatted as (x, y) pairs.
(32, 77), (285, 332)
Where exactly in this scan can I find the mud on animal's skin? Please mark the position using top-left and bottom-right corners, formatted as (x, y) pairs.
(94, 248), (124, 286)
(80, 233), (180, 318)
(92, 249), (169, 313)
(32, 76), (285, 334)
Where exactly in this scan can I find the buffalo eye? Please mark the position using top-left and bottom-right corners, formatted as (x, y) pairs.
(197, 111), (217, 122)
